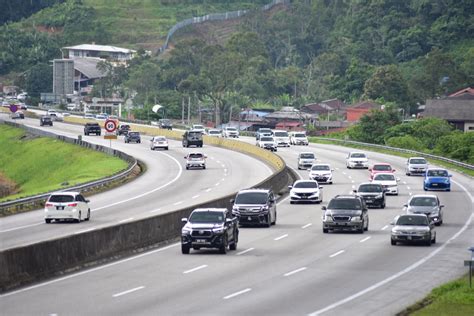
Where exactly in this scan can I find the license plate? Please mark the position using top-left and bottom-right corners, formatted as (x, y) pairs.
(56, 206), (64, 210)
(366, 200), (373, 203)
(196, 239), (206, 243)
(432, 183), (438, 186)
(408, 236), (412, 240)
(248, 216), (252, 221)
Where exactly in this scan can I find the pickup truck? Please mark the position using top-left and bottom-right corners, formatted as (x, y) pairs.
(181, 208), (239, 254)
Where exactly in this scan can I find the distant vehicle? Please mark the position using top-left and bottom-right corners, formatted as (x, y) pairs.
(391, 214), (436, 246)
(289, 131), (308, 145)
(84, 113), (95, 119)
(353, 182), (386, 208)
(346, 152), (369, 169)
(222, 126), (239, 138)
(49, 112), (63, 122)
(116, 124), (131, 136)
(231, 188), (277, 227)
(158, 119), (173, 130)
(289, 180), (323, 204)
(47, 109), (58, 116)
(40, 115), (53, 126)
(18, 103), (28, 110)
(297, 152), (316, 170)
(256, 128), (273, 140)
(11, 111), (24, 119)
(185, 152), (207, 170)
(309, 163), (334, 184)
(44, 191), (90, 223)
(84, 122), (101, 136)
(405, 194), (444, 226)
(124, 131), (141, 143)
(322, 195), (368, 233)
(405, 157), (429, 176)
(66, 104), (79, 111)
(95, 114), (107, 120)
(182, 130), (203, 148)
(256, 136), (277, 151)
(191, 124), (206, 134)
(181, 208), (239, 254)
(423, 168), (451, 191)
(272, 130), (290, 147)
(369, 163), (395, 180)
(207, 129), (222, 137)
(150, 136), (169, 150)
(17, 92), (28, 101)
(371, 173), (400, 195)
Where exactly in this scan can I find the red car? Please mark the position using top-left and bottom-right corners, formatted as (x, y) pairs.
(369, 163), (396, 180)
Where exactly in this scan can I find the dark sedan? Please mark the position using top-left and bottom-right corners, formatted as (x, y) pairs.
(124, 131), (141, 143)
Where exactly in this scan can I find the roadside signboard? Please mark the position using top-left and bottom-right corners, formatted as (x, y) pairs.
(9, 104), (18, 113)
(104, 134), (117, 140)
(104, 119), (117, 133)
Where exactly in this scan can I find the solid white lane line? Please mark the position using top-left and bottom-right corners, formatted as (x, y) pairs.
(284, 267), (307, 277)
(74, 228), (96, 235)
(302, 223), (312, 229)
(329, 250), (345, 258)
(274, 234), (289, 241)
(112, 286), (144, 298)
(0, 222), (43, 233)
(205, 188), (212, 192)
(237, 248), (255, 256)
(149, 208), (161, 213)
(223, 288), (252, 300)
(360, 236), (371, 243)
(192, 195), (200, 199)
(183, 265), (208, 274)
(381, 225), (389, 230)
(118, 218), (134, 223)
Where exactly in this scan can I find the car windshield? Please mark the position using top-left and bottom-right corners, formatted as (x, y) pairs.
(311, 165), (330, 171)
(396, 215), (428, 226)
(410, 158), (426, 164)
(274, 132), (288, 137)
(209, 130), (220, 134)
(189, 211), (224, 223)
(373, 165), (391, 171)
(235, 192), (268, 204)
(226, 127), (237, 131)
(261, 137), (273, 142)
(351, 153), (366, 158)
(427, 170), (448, 177)
(129, 132), (139, 136)
(154, 136), (166, 141)
(359, 184), (383, 192)
(193, 125), (204, 129)
(160, 120), (171, 124)
(374, 174), (395, 181)
(294, 133), (306, 137)
(294, 181), (318, 188)
(410, 197), (437, 206)
(121, 125), (130, 129)
(49, 195), (74, 203)
(259, 129), (271, 133)
(189, 153), (203, 159)
(300, 153), (315, 159)
(328, 199), (361, 210)
(188, 132), (201, 137)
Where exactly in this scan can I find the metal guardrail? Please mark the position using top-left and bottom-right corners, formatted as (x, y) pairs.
(0, 120), (138, 210)
(312, 137), (474, 171)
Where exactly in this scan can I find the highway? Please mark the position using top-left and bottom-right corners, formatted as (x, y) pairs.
(0, 117), (273, 250)
(1, 131), (472, 315)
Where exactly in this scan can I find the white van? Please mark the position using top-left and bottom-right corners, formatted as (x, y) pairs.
(272, 130), (290, 147)
(289, 131), (308, 145)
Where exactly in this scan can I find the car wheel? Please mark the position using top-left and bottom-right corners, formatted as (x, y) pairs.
(203, 165), (206, 169)
(358, 222), (365, 234)
(290, 201), (294, 204)
(364, 219), (369, 231)
(323, 228), (329, 233)
(45, 219), (51, 224)
(432, 235), (436, 244)
(446, 188), (451, 192)
(265, 214), (272, 228)
(186, 166), (189, 170)
(272, 211), (276, 225)
(165, 147), (169, 150)
(381, 202), (386, 209)
(406, 172), (410, 176)
(229, 233), (237, 250)
(85, 209), (90, 221)
(426, 239), (432, 246)
(75, 211), (82, 223)
(391, 239), (396, 245)
(219, 236), (228, 254)
(181, 244), (190, 254)
(423, 186), (427, 191)
(192, 246), (200, 250)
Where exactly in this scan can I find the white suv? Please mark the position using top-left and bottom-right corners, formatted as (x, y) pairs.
(185, 152), (207, 169)
(222, 126), (239, 138)
(290, 132), (308, 145)
(346, 152), (369, 169)
(191, 124), (206, 135)
(405, 157), (428, 176)
(272, 130), (290, 147)
(44, 192), (90, 223)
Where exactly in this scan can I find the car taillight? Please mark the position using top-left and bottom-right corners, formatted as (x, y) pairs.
(45, 203), (53, 207)
(67, 203), (78, 207)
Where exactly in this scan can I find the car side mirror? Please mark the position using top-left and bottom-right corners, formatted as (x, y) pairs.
(85, 199), (90, 203)
(390, 221), (395, 225)
(440, 205), (444, 208)
(448, 174), (452, 177)
(319, 187), (323, 189)
(396, 177), (401, 182)
(353, 189), (357, 193)
(288, 185), (293, 189)
(181, 218), (188, 223)
(184, 156), (187, 159)
(403, 204), (408, 207)
(230, 198), (235, 203)
(226, 218), (233, 224)
(429, 222), (435, 229)
(321, 206), (327, 211)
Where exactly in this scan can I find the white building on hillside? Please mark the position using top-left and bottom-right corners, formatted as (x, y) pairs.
(61, 44), (136, 62)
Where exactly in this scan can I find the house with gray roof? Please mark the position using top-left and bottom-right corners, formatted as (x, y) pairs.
(422, 98), (474, 132)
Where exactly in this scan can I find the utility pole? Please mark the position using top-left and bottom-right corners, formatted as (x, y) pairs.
(181, 97), (184, 124)
(187, 95), (191, 125)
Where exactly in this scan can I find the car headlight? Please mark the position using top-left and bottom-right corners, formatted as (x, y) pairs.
(375, 193), (383, 199)
(444, 179), (450, 183)
(212, 227), (225, 234)
(351, 216), (362, 222)
(323, 214), (333, 222)
(392, 229), (402, 235)
(182, 228), (192, 234)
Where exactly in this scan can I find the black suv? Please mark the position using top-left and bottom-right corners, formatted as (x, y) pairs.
(322, 195), (368, 233)
(231, 188), (277, 227)
(158, 119), (173, 130)
(353, 183), (386, 208)
(84, 122), (101, 136)
(40, 115), (53, 126)
(124, 131), (141, 143)
(116, 124), (131, 136)
(182, 130), (203, 148)
(181, 208), (239, 254)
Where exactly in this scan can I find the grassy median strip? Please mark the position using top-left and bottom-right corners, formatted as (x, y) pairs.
(399, 274), (474, 315)
(0, 125), (128, 202)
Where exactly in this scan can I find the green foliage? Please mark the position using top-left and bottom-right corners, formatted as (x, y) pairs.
(0, 0), (65, 24)
(24, 63), (53, 98)
(434, 131), (474, 164)
(385, 135), (425, 151)
(347, 108), (401, 144)
(363, 64), (409, 107)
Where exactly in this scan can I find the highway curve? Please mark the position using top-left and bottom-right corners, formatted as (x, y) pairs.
(0, 136), (472, 316)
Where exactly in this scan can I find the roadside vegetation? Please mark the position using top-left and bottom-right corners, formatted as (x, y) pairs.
(400, 275), (474, 315)
(0, 125), (128, 202)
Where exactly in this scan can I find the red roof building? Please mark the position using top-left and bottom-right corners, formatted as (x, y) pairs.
(448, 87), (474, 98)
(275, 121), (305, 131)
(346, 101), (381, 122)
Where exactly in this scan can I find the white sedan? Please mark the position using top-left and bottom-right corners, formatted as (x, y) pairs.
(289, 180), (323, 204)
(371, 173), (400, 195)
(150, 136), (169, 150)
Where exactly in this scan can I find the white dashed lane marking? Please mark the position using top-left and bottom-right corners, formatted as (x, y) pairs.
(118, 218), (134, 223)
(302, 223), (312, 229)
(274, 234), (289, 241)
(284, 267), (307, 277)
(223, 288), (252, 300)
(183, 265), (208, 274)
(329, 250), (345, 258)
(381, 225), (389, 230)
(112, 286), (144, 298)
(237, 248), (254, 256)
(360, 236), (371, 243)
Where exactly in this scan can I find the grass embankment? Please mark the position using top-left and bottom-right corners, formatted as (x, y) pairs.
(400, 275), (474, 315)
(0, 125), (128, 202)
(309, 138), (474, 177)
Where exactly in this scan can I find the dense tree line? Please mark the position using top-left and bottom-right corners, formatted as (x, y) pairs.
(0, 0), (65, 24)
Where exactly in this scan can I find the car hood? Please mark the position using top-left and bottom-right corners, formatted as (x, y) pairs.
(328, 209), (362, 216)
(372, 180), (397, 186)
(310, 170), (331, 175)
(393, 225), (430, 232)
(358, 192), (382, 196)
(409, 164), (428, 169)
(426, 177), (449, 183)
(291, 188), (319, 194)
(407, 206), (439, 214)
(348, 158), (368, 161)
(233, 204), (266, 209)
(185, 223), (223, 230)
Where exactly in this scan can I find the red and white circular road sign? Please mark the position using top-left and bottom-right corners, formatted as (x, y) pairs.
(104, 119), (117, 133)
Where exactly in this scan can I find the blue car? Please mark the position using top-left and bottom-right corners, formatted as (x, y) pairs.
(423, 168), (451, 191)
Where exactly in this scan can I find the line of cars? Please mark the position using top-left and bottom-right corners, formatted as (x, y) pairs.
(255, 128), (309, 151)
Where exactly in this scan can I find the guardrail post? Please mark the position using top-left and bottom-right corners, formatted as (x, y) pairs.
(465, 247), (474, 288)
